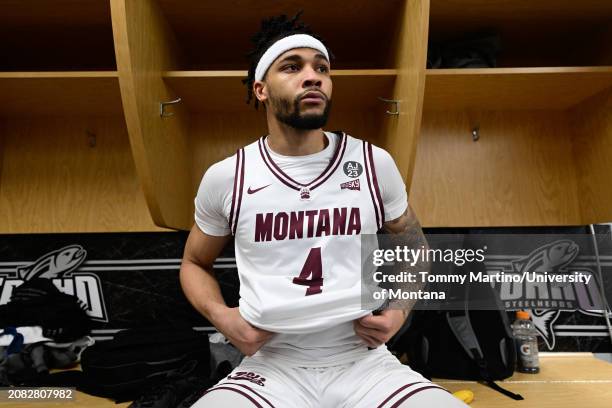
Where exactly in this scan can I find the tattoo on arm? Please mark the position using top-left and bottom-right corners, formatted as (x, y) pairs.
(379, 204), (431, 316)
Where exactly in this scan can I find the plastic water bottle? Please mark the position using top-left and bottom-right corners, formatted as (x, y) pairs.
(511, 310), (540, 373)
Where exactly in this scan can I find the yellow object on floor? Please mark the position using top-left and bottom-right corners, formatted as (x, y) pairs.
(453, 389), (475, 404)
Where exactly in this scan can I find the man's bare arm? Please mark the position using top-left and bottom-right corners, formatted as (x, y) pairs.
(381, 203), (431, 315)
(382, 202), (423, 235)
(354, 203), (430, 348)
(180, 224), (274, 356)
(180, 224), (232, 324)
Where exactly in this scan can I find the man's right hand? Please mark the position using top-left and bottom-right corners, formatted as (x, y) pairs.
(213, 305), (275, 356)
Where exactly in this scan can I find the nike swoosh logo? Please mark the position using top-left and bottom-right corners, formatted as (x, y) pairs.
(247, 184), (272, 194)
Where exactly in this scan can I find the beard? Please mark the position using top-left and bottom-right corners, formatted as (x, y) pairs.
(269, 89), (332, 130)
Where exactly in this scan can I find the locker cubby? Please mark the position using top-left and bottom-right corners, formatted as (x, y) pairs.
(0, 0), (116, 71)
(410, 1), (612, 227)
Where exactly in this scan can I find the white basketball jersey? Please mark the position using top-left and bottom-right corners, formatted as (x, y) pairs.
(228, 131), (387, 365)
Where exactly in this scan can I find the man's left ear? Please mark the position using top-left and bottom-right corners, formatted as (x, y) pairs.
(254, 81), (268, 104)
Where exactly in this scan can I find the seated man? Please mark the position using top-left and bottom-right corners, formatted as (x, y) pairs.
(180, 11), (467, 408)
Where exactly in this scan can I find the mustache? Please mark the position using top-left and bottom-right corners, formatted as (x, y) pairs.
(298, 90), (328, 101)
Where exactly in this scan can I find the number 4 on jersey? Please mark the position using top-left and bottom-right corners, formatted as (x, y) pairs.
(292, 247), (323, 296)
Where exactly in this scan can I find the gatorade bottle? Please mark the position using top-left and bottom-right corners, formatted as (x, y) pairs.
(511, 310), (540, 373)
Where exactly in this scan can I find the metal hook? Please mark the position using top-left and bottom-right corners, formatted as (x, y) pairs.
(377, 97), (400, 115)
(160, 97), (182, 117)
(472, 126), (480, 142)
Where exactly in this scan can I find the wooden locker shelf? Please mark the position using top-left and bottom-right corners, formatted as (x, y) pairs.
(0, 115), (168, 233)
(411, 2), (612, 227)
(0, 71), (123, 116)
(413, 67), (612, 227)
(423, 66), (612, 111)
(410, 110), (584, 227)
(0, 69), (165, 232)
(162, 69), (397, 112)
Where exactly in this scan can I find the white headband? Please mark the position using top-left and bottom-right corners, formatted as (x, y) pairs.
(254, 33), (329, 81)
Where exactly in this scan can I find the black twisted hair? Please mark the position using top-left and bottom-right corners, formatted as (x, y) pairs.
(242, 10), (335, 110)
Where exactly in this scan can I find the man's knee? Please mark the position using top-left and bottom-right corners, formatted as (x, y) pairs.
(190, 387), (260, 408)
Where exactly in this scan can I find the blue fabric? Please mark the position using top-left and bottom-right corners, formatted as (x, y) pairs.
(2, 326), (25, 355)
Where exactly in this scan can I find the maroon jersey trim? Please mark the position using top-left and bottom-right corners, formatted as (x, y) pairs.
(231, 148), (245, 236)
(363, 140), (382, 230)
(202, 386), (263, 407)
(389, 385), (450, 408)
(376, 382), (429, 408)
(257, 138), (297, 191)
(367, 142), (385, 225)
(258, 131), (347, 191)
(310, 133), (347, 190)
(228, 148), (241, 232)
(222, 382), (276, 408)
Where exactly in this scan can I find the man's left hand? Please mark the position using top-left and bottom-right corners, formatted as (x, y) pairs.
(353, 309), (407, 348)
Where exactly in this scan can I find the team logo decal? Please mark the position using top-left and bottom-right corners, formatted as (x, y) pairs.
(343, 161), (363, 178)
(340, 179), (360, 191)
(0, 244), (109, 322)
(300, 186), (311, 201)
(226, 371), (267, 386)
(486, 239), (611, 350)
